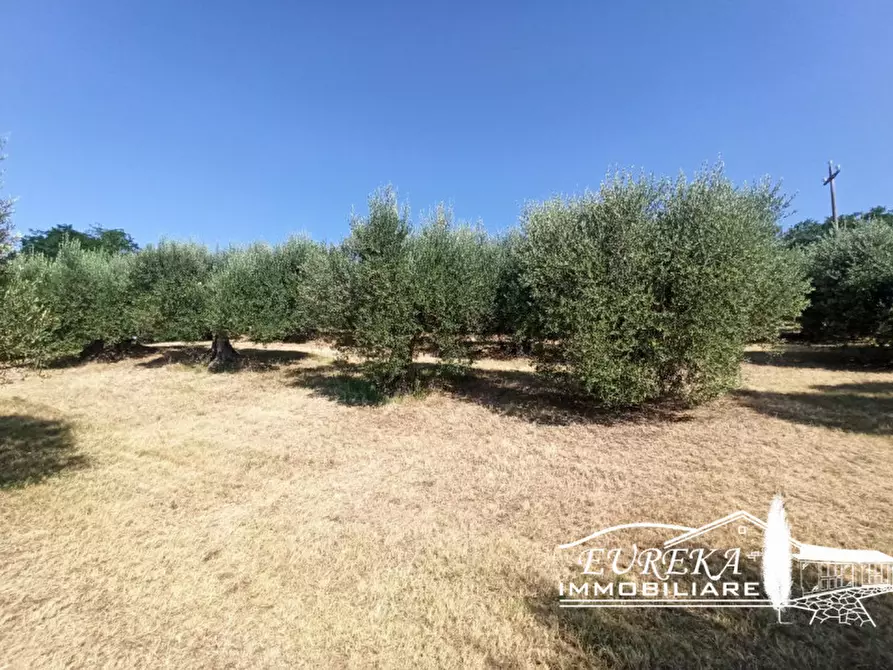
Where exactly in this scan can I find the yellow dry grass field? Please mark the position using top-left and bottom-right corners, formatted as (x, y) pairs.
(1, 342), (892, 668)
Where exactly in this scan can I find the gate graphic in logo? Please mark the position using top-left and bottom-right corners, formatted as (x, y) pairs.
(558, 497), (893, 626)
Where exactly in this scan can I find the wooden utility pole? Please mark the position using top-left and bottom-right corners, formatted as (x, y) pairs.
(823, 160), (841, 231)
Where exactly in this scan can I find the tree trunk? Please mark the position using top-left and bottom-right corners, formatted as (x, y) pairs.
(208, 332), (238, 371)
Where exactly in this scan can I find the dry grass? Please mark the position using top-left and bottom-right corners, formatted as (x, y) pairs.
(1, 341), (892, 669)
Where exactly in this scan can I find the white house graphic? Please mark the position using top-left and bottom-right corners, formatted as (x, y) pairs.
(663, 510), (893, 625)
(560, 509), (893, 625)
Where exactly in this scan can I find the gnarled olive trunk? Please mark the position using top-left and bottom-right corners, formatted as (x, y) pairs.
(208, 332), (238, 370)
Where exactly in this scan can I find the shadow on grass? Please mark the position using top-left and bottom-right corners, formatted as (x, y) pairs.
(446, 368), (693, 426)
(287, 360), (691, 425)
(44, 341), (158, 369)
(285, 360), (432, 406)
(744, 347), (892, 372)
(287, 369), (387, 406)
(137, 344), (313, 373)
(0, 414), (85, 488)
(524, 579), (893, 669)
(734, 381), (893, 435)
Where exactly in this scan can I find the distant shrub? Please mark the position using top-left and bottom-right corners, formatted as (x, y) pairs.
(783, 206), (893, 249)
(800, 222), (893, 344)
(521, 165), (808, 406)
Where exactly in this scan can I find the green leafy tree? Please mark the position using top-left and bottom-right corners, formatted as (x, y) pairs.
(410, 206), (497, 368)
(489, 230), (538, 350)
(0, 271), (61, 366)
(781, 218), (825, 248)
(522, 175), (663, 405)
(340, 187), (418, 392)
(800, 221), (893, 343)
(783, 206), (893, 249)
(651, 168), (808, 400)
(127, 241), (213, 343)
(21, 224), (138, 257)
(303, 242), (352, 335)
(206, 237), (328, 366)
(522, 164), (808, 406)
(93, 226), (139, 254)
(0, 241), (131, 364)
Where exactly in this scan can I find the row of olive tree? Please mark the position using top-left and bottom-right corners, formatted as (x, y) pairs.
(0, 238), (336, 368)
(337, 168), (810, 400)
(1, 165), (814, 405)
(0, 208), (502, 378)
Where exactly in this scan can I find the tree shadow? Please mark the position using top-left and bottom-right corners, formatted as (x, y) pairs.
(812, 381), (893, 395)
(137, 345), (313, 372)
(45, 341), (158, 369)
(734, 382), (893, 435)
(743, 347), (892, 372)
(446, 368), (692, 426)
(524, 577), (893, 669)
(287, 366), (387, 406)
(287, 359), (691, 425)
(286, 359), (437, 406)
(0, 414), (86, 488)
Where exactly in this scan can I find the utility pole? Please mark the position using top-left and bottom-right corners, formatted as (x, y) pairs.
(823, 160), (841, 231)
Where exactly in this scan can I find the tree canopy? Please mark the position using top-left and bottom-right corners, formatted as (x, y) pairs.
(20, 224), (138, 257)
(783, 206), (893, 248)
(2, 165), (855, 401)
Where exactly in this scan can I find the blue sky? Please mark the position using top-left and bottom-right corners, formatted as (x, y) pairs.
(4, 1), (891, 247)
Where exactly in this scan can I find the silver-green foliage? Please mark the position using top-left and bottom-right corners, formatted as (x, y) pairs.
(0, 241), (131, 364)
(490, 230), (537, 346)
(208, 237), (326, 342)
(521, 165), (809, 405)
(127, 241), (214, 342)
(411, 205), (498, 367)
(0, 138), (15, 260)
(0, 270), (62, 366)
(340, 187), (418, 391)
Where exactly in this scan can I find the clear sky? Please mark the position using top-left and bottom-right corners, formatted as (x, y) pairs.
(4, 1), (891, 248)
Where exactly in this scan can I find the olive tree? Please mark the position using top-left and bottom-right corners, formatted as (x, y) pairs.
(410, 205), (497, 367)
(339, 187), (417, 391)
(0, 139), (14, 262)
(521, 165), (808, 406)
(0, 241), (131, 365)
(800, 222), (893, 344)
(127, 241), (214, 344)
(205, 237), (328, 368)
